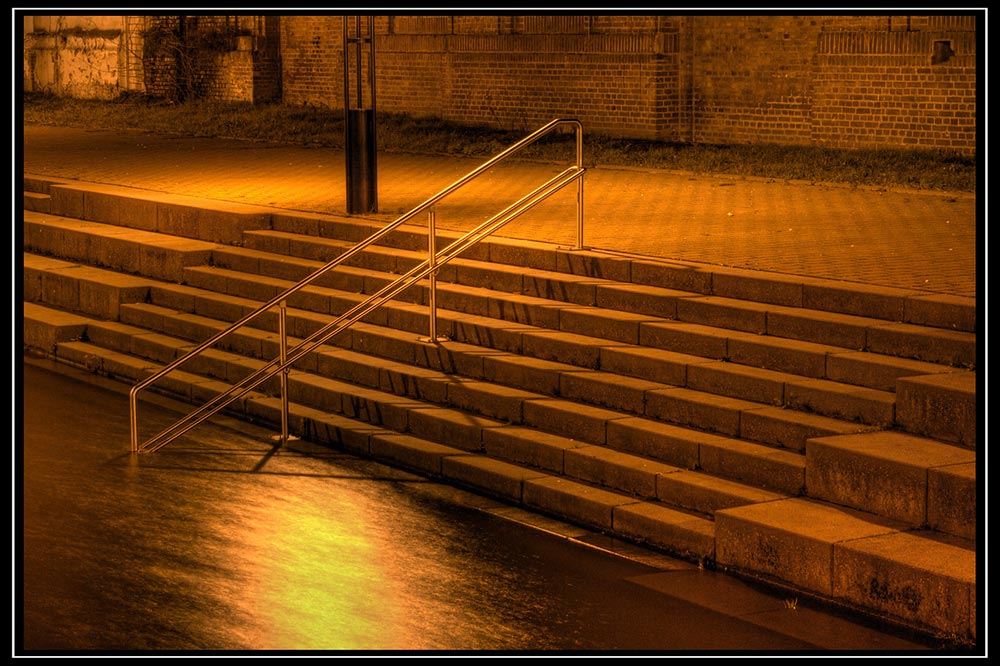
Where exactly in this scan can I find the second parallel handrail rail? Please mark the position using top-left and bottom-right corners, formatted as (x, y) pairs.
(130, 118), (585, 453)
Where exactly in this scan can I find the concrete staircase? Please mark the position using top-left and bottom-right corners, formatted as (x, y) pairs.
(21, 175), (978, 644)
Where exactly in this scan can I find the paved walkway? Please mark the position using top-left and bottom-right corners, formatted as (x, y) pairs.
(21, 124), (979, 298)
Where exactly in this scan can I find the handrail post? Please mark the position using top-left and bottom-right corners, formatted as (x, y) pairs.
(272, 299), (296, 446)
(420, 206), (447, 343)
(575, 122), (585, 250)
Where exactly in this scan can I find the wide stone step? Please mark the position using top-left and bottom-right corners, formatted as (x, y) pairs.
(24, 255), (965, 463)
(32, 179), (272, 245)
(715, 498), (975, 641)
(112, 299), (809, 495)
(23, 176), (976, 337)
(267, 210), (977, 335)
(24, 252), (154, 319)
(180, 264), (902, 429)
(120, 287), (859, 460)
(23, 211), (217, 282)
(213, 242), (970, 390)
(805, 431), (976, 540)
(242, 228), (978, 367)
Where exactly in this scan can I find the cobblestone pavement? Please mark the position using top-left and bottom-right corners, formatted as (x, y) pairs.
(21, 124), (979, 298)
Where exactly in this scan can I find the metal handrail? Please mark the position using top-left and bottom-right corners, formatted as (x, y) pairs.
(129, 118), (585, 453)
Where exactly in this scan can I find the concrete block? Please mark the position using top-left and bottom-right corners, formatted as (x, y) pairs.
(521, 270), (598, 306)
(639, 321), (728, 359)
(559, 307), (660, 344)
(726, 334), (832, 380)
(406, 407), (504, 452)
(605, 417), (701, 469)
(904, 293), (976, 333)
(446, 380), (537, 423)
(441, 455), (548, 503)
(451, 315), (530, 354)
(523, 476), (639, 530)
(565, 445), (681, 498)
(559, 370), (661, 414)
(481, 425), (586, 473)
(677, 295), (769, 334)
(381, 365), (453, 403)
(644, 387), (759, 437)
(118, 195), (159, 232)
(806, 431), (975, 527)
(487, 239), (557, 271)
(520, 330), (612, 368)
(39, 269), (80, 310)
(630, 259), (712, 294)
(802, 282), (909, 322)
(767, 308), (871, 350)
(698, 437), (805, 494)
(896, 371), (977, 447)
(825, 350), (953, 393)
(23, 191), (50, 213)
(489, 296), (563, 329)
(656, 470), (787, 517)
(82, 189), (121, 225)
(22, 302), (89, 353)
(54, 340), (106, 373)
(370, 433), (469, 477)
(595, 283), (683, 319)
(98, 234), (144, 275)
(416, 340), (502, 378)
(317, 216), (375, 242)
(709, 267), (808, 307)
(340, 385), (421, 432)
(86, 321), (146, 353)
(351, 326), (417, 365)
(77, 271), (151, 320)
(739, 406), (871, 452)
(522, 398), (627, 444)
(613, 502), (715, 561)
(866, 323), (976, 368)
(454, 261), (524, 294)
(716, 498), (902, 597)
(555, 248), (631, 281)
(686, 361), (786, 406)
(599, 346), (706, 387)
(48, 185), (84, 219)
(785, 378), (896, 426)
(482, 354), (566, 395)
(832, 530), (975, 639)
(927, 462), (976, 540)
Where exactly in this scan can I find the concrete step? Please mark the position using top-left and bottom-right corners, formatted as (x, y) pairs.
(805, 431), (976, 540)
(22, 175), (976, 337)
(715, 498), (975, 641)
(268, 208), (978, 334)
(29, 178), (272, 245)
(111, 297), (810, 496)
(23, 211), (217, 282)
(180, 263), (902, 429)
(18, 253), (910, 458)
(243, 227), (978, 367)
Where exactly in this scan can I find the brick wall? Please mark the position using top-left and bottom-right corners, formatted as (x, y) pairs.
(274, 14), (976, 153)
(22, 14), (978, 154)
(812, 30), (977, 151)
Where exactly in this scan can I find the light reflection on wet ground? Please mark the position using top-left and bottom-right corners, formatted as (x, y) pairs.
(19, 358), (933, 653)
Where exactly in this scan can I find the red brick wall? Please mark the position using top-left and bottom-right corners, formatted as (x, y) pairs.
(207, 14), (979, 155)
(812, 30), (977, 151)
